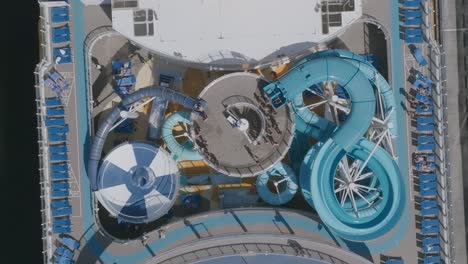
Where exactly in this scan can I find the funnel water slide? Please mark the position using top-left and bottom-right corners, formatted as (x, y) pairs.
(263, 50), (405, 241)
(161, 111), (202, 161)
(88, 87), (200, 191)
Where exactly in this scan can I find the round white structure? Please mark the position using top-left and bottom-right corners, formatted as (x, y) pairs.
(96, 142), (179, 223)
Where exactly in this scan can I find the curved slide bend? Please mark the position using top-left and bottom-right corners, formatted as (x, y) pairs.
(256, 162), (298, 205)
(292, 49), (397, 138)
(88, 87), (201, 191)
(161, 111), (202, 161)
(263, 52), (405, 241)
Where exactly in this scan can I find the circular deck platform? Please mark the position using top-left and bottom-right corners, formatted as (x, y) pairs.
(190, 73), (294, 177)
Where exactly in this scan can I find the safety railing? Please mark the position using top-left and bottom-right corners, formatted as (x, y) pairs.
(35, 59), (54, 264)
(423, 0), (453, 262)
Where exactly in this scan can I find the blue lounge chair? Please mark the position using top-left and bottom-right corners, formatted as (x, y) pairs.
(52, 164), (68, 172)
(52, 13), (70, 23)
(424, 244), (440, 254)
(422, 226), (439, 235)
(416, 162), (436, 171)
(404, 10), (423, 18)
(415, 153), (436, 162)
(52, 182), (70, 190)
(418, 135), (435, 143)
(423, 237), (440, 246)
(423, 255), (440, 264)
(45, 118), (66, 127)
(417, 123), (434, 132)
(48, 125), (69, 134)
(52, 172), (69, 180)
(45, 98), (62, 107)
(421, 207), (439, 217)
(52, 207), (72, 216)
(49, 133), (67, 142)
(417, 116), (434, 124)
(413, 47), (428, 66)
(420, 173), (437, 182)
(53, 226), (71, 234)
(56, 246), (73, 258)
(405, 28), (423, 35)
(61, 237), (81, 250)
(412, 79), (429, 90)
(405, 17), (423, 26)
(421, 199), (438, 208)
(51, 200), (70, 209)
(415, 92), (431, 104)
(51, 6), (69, 16)
(421, 180), (437, 190)
(405, 36), (424, 43)
(404, 0), (421, 7)
(418, 143), (436, 151)
(52, 190), (70, 198)
(50, 153), (68, 161)
(50, 145), (68, 153)
(116, 76), (136, 86)
(53, 218), (71, 227)
(53, 34), (71, 44)
(385, 260), (403, 264)
(416, 104), (433, 114)
(54, 47), (71, 57)
(422, 219), (439, 228)
(47, 108), (65, 116)
(53, 26), (70, 36)
(420, 188), (437, 197)
(112, 60), (132, 74)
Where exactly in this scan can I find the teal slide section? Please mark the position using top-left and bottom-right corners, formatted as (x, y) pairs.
(256, 162), (298, 205)
(291, 50), (397, 139)
(263, 50), (405, 241)
(161, 111), (202, 161)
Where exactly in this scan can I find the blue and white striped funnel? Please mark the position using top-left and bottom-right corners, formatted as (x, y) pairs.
(96, 142), (179, 223)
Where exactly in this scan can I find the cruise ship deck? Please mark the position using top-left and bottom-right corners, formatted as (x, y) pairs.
(33, 0), (467, 264)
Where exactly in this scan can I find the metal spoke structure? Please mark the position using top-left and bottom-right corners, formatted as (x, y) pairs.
(301, 81), (395, 218)
(268, 175), (291, 204)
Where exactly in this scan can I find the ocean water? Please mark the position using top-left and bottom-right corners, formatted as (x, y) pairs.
(3, 1), (43, 263)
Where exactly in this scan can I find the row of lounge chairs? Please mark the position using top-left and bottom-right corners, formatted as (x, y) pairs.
(44, 70), (69, 96)
(50, 5), (73, 65)
(401, 0), (425, 43)
(44, 97), (73, 234)
(54, 236), (80, 264)
(112, 60), (135, 97)
(406, 46), (442, 264)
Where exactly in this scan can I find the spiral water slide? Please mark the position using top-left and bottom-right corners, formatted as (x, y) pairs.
(263, 50), (405, 241)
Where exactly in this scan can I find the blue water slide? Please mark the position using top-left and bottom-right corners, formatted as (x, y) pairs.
(290, 49), (397, 137)
(263, 50), (405, 241)
(162, 111), (202, 161)
(88, 86), (200, 191)
(256, 162), (298, 205)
